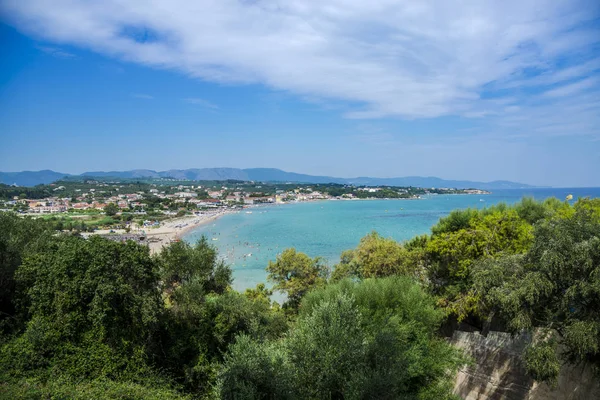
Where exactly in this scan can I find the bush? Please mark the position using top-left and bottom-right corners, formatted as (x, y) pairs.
(217, 277), (467, 399)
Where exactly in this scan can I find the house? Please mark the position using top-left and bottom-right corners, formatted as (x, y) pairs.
(175, 192), (198, 198)
(29, 204), (67, 213)
(197, 199), (221, 207)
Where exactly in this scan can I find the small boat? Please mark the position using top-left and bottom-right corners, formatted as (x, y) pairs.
(246, 211), (253, 214)
(212, 238), (219, 241)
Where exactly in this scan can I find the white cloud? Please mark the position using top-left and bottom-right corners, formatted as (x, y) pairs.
(131, 93), (154, 99)
(183, 97), (219, 109)
(3, 0), (599, 124)
(35, 45), (76, 59)
(542, 77), (599, 98)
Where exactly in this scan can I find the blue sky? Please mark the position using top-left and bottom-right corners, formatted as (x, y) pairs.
(0, 1), (599, 187)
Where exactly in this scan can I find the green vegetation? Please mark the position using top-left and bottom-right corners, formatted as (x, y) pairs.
(327, 197), (600, 384)
(1, 196), (598, 398)
(0, 213), (288, 399)
(266, 248), (329, 309)
(103, 202), (119, 216)
(218, 277), (466, 399)
(472, 200), (600, 384)
(1, 177), (481, 203)
(0, 183), (52, 201)
(332, 232), (414, 280)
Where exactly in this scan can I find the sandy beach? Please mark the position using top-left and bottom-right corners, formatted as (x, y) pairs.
(85, 209), (237, 253)
(140, 210), (237, 253)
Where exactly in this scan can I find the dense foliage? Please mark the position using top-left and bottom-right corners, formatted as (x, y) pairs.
(0, 213), (288, 399)
(332, 232), (414, 280)
(266, 248), (329, 309)
(472, 200), (600, 383)
(0, 184), (51, 201)
(217, 277), (466, 399)
(0, 213), (53, 335)
(328, 197), (600, 383)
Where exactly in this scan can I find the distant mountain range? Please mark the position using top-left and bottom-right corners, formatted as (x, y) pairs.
(0, 168), (536, 190)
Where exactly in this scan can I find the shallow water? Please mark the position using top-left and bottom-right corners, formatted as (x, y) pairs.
(183, 187), (600, 291)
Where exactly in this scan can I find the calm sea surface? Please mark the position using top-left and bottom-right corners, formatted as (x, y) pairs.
(183, 188), (600, 291)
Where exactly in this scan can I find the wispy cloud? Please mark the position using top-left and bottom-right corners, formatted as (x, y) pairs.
(35, 45), (76, 59)
(3, 0), (599, 132)
(131, 93), (154, 99)
(183, 98), (219, 109)
(542, 77), (600, 98)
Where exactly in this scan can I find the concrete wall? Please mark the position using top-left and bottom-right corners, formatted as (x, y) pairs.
(450, 330), (600, 400)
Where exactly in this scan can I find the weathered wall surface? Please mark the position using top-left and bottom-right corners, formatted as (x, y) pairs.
(451, 330), (600, 400)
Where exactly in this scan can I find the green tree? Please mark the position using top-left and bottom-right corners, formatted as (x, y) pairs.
(217, 277), (467, 400)
(287, 292), (366, 399)
(266, 248), (329, 309)
(473, 200), (600, 383)
(332, 231), (412, 280)
(0, 378), (190, 400)
(425, 208), (533, 320)
(216, 334), (294, 400)
(157, 239), (286, 395)
(104, 203), (119, 216)
(12, 202), (29, 213)
(244, 283), (275, 306)
(0, 213), (51, 334)
(2, 235), (163, 382)
(159, 237), (231, 297)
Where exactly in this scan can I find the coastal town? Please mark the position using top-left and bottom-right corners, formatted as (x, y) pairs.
(0, 178), (490, 252)
(1, 178), (490, 213)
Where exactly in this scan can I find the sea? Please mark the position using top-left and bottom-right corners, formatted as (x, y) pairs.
(183, 188), (600, 292)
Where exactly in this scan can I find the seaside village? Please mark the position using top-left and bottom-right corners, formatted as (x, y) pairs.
(4, 184), (335, 215)
(1, 181), (489, 251)
(3, 182), (490, 217)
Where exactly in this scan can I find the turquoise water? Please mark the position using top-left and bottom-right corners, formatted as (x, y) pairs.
(184, 188), (600, 291)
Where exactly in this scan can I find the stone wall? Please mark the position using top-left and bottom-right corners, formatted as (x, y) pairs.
(451, 330), (600, 400)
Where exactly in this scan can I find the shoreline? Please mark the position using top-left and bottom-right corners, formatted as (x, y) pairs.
(85, 194), (493, 254)
(140, 209), (237, 253)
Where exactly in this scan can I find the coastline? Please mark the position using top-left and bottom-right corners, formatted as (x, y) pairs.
(89, 194), (492, 254)
(141, 209), (237, 253)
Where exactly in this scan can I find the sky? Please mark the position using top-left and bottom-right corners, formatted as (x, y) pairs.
(0, 1), (599, 187)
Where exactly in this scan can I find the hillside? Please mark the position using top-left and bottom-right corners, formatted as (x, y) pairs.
(0, 168), (535, 189)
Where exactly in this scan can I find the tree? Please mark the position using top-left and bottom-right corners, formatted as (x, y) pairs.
(3, 235), (163, 381)
(0, 213), (51, 334)
(156, 239), (286, 395)
(104, 203), (119, 216)
(473, 200), (600, 383)
(266, 248), (329, 309)
(332, 231), (411, 280)
(287, 292), (366, 399)
(217, 277), (467, 399)
(159, 237), (231, 296)
(244, 283), (275, 306)
(425, 208), (533, 320)
(12, 202), (29, 213)
(216, 334), (294, 399)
